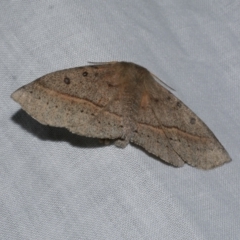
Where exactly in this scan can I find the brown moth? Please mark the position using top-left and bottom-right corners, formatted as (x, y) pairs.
(11, 62), (231, 169)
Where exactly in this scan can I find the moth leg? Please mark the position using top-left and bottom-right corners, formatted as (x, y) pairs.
(114, 138), (129, 148)
(99, 139), (111, 145)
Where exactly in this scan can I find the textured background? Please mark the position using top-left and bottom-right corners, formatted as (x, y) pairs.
(1, 1), (240, 239)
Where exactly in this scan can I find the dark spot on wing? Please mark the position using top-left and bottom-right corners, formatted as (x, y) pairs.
(176, 101), (182, 108)
(82, 71), (88, 77)
(64, 77), (70, 84)
(107, 82), (114, 87)
(190, 117), (196, 124)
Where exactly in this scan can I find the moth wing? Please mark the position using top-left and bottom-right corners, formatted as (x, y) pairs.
(131, 77), (231, 169)
(11, 64), (126, 140)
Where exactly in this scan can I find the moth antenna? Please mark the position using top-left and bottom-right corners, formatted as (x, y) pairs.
(151, 73), (175, 91)
(88, 61), (118, 65)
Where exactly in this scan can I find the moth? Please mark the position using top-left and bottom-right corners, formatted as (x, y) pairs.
(11, 62), (231, 169)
